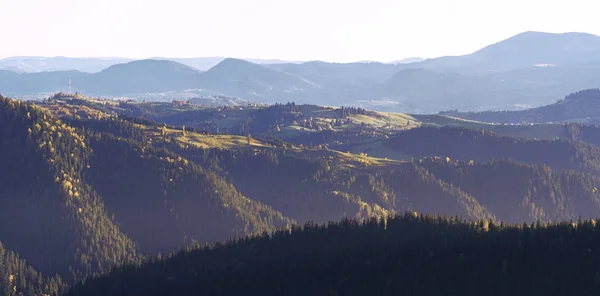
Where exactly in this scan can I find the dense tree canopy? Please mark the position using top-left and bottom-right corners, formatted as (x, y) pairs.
(66, 213), (600, 296)
(5, 93), (600, 295)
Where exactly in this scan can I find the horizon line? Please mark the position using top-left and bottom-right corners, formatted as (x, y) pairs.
(0, 55), (430, 65)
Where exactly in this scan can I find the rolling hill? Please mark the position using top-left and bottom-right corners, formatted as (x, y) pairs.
(0, 70), (87, 94)
(151, 57), (304, 71)
(197, 58), (319, 101)
(379, 66), (600, 112)
(0, 56), (304, 73)
(266, 61), (400, 88)
(0, 60), (203, 95)
(82, 59), (202, 94)
(5, 32), (600, 112)
(441, 89), (600, 124)
(381, 126), (600, 173)
(39, 94), (600, 151)
(402, 31), (600, 73)
(8, 94), (600, 294)
(35, 95), (600, 224)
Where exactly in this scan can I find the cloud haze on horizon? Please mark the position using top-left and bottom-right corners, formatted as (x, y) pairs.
(1, 0), (599, 62)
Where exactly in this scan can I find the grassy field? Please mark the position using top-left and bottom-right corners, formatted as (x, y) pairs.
(410, 114), (493, 128)
(142, 125), (272, 149)
(176, 133), (270, 149)
(283, 147), (406, 169)
(39, 97), (115, 120)
(40, 96), (573, 164)
(144, 122), (406, 171)
(343, 140), (414, 161)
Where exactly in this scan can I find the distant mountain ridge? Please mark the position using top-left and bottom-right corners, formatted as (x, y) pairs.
(0, 56), (423, 73)
(389, 57), (425, 64)
(0, 56), (134, 73)
(4, 31), (600, 113)
(441, 89), (600, 124)
(0, 59), (203, 95)
(150, 57), (305, 71)
(399, 31), (600, 73)
(0, 56), (306, 73)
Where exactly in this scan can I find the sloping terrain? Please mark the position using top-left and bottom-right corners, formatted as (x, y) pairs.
(0, 242), (64, 296)
(198, 58), (318, 100)
(398, 31), (600, 73)
(266, 61), (400, 88)
(381, 126), (600, 173)
(442, 89), (600, 124)
(8, 95), (600, 295)
(379, 66), (600, 112)
(65, 214), (600, 296)
(0, 97), (138, 282)
(81, 60), (202, 94)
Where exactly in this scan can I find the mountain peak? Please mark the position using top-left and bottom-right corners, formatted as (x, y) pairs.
(389, 57), (425, 64)
(478, 31), (600, 53)
(213, 57), (256, 67)
(102, 59), (199, 74)
(500, 31), (600, 44)
(205, 57), (270, 75)
(447, 31), (600, 71)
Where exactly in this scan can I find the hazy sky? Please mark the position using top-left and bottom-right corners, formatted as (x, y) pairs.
(1, 0), (599, 62)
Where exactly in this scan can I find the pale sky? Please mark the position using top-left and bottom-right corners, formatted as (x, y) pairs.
(1, 0), (599, 62)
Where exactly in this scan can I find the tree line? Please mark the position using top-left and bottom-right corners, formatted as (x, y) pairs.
(65, 213), (600, 296)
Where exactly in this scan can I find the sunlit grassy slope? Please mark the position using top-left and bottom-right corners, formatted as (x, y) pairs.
(38, 94), (573, 157)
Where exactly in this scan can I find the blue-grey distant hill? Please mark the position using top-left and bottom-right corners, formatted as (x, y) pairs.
(0, 56), (304, 73)
(399, 31), (600, 72)
(440, 89), (600, 124)
(4, 31), (600, 113)
(0, 56), (134, 73)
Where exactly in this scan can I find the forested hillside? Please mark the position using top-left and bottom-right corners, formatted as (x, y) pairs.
(383, 126), (600, 173)
(417, 158), (600, 222)
(0, 97), (138, 283)
(57, 113), (600, 224)
(84, 133), (293, 255)
(65, 213), (600, 296)
(0, 242), (64, 296)
(6, 93), (600, 295)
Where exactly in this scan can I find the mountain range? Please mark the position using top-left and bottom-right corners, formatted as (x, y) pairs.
(441, 89), (600, 124)
(0, 56), (418, 74)
(0, 56), (134, 73)
(0, 57), (312, 73)
(3, 31), (600, 113)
